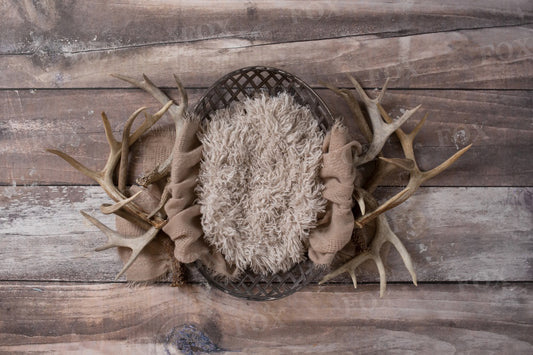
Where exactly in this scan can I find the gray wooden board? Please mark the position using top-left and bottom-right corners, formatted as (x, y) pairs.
(1, 186), (531, 283)
(3, 0), (531, 54)
(1, 26), (532, 89)
(0, 282), (531, 352)
(1, 89), (531, 186)
(1, 1), (532, 352)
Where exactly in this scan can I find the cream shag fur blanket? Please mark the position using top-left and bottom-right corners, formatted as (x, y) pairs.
(197, 92), (326, 275)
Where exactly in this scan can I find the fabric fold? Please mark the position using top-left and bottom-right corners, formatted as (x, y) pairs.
(308, 122), (356, 265)
(115, 116), (357, 280)
(162, 117), (237, 278)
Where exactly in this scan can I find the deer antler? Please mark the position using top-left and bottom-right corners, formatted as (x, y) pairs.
(81, 211), (165, 280)
(321, 82), (373, 142)
(100, 190), (143, 215)
(324, 79), (401, 195)
(47, 102), (172, 229)
(319, 190), (417, 297)
(345, 76), (422, 166)
(48, 74), (190, 279)
(354, 105), (472, 227)
(322, 75), (471, 296)
(112, 74), (188, 187)
(327, 76), (471, 226)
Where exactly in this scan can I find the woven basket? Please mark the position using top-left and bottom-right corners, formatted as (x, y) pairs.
(193, 66), (334, 301)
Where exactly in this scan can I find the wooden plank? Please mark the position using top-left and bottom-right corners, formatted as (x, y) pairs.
(1, 25), (532, 89)
(0, 282), (531, 352)
(1, 186), (531, 283)
(1, 88), (531, 186)
(3, 0), (531, 55)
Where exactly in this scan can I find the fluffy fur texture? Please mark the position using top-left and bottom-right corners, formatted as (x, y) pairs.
(197, 92), (326, 275)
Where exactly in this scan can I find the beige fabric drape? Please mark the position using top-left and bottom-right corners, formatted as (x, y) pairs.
(116, 119), (356, 281)
(308, 123), (356, 265)
(162, 118), (237, 277)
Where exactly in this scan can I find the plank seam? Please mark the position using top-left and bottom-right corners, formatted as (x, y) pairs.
(1, 22), (531, 57)
(0, 87), (532, 92)
(1, 280), (532, 285)
(2, 185), (532, 189)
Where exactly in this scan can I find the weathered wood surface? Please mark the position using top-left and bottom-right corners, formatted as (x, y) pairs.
(1, 186), (531, 283)
(5, 0), (530, 106)
(3, 0), (531, 55)
(0, 282), (531, 353)
(2, 88), (531, 186)
(2, 25), (532, 89)
(1, 0), (532, 352)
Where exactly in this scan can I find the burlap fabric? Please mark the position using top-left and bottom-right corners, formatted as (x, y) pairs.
(116, 183), (174, 281)
(162, 117), (237, 277)
(115, 126), (176, 282)
(116, 118), (356, 281)
(308, 122), (357, 265)
(116, 118), (237, 281)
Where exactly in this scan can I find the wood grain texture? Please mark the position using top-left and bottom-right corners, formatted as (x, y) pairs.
(1, 25), (532, 89)
(0, 282), (531, 352)
(1, 186), (531, 283)
(1, 88), (531, 186)
(1, 1), (532, 352)
(3, 0), (531, 55)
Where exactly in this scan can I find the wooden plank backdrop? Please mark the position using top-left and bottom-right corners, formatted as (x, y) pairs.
(1, 0), (532, 353)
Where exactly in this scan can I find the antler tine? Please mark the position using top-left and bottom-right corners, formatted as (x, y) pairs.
(47, 109), (141, 199)
(319, 192), (417, 297)
(173, 73), (188, 116)
(111, 73), (171, 107)
(48, 103), (172, 227)
(355, 106), (472, 227)
(139, 75), (189, 186)
(321, 81), (372, 142)
(106, 102), (172, 224)
(118, 107), (146, 193)
(128, 101), (173, 144)
(353, 187), (366, 216)
(325, 79), (403, 193)
(348, 75), (390, 106)
(112, 73), (188, 187)
(100, 190), (143, 215)
(46, 148), (100, 182)
(344, 76), (419, 166)
(357, 104), (421, 166)
(147, 182), (171, 219)
(101, 205), (152, 230)
(116, 100), (173, 192)
(81, 211), (163, 280)
(111, 73), (187, 128)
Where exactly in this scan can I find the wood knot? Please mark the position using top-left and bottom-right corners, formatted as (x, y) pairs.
(164, 324), (221, 355)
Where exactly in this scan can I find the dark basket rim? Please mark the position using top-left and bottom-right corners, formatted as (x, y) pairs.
(194, 66), (334, 128)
